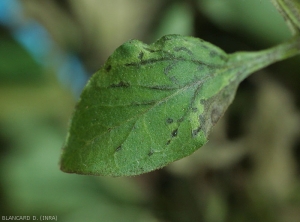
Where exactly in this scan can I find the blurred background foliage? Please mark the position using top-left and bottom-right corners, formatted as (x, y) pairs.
(1, 0), (300, 221)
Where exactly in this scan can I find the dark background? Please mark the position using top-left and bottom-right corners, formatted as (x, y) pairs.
(1, 0), (300, 221)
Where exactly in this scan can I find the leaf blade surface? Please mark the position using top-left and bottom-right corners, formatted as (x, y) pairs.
(60, 34), (300, 176)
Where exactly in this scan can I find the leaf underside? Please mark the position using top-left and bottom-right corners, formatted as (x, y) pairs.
(60, 34), (265, 176)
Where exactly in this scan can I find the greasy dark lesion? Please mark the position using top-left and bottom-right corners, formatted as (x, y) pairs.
(163, 62), (181, 85)
(130, 100), (156, 106)
(192, 127), (202, 137)
(105, 64), (112, 72)
(219, 54), (228, 61)
(124, 57), (222, 68)
(166, 128), (179, 145)
(197, 65), (206, 72)
(110, 81), (130, 88)
(209, 50), (218, 58)
(125, 58), (164, 67)
(116, 146), (122, 152)
(138, 51), (144, 60)
(166, 118), (173, 124)
(143, 47), (156, 53)
(169, 76), (179, 85)
(200, 43), (209, 50)
(192, 113), (206, 137)
(209, 50), (228, 62)
(171, 129), (178, 137)
(142, 47), (172, 55)
(164, 62), (176, 75)
(209, 50), (228, 61)
(177, 116), (184, 123)
(139, 85), (178, 91)
(173, 46), (193, 56)
(161, 35), (175, 41)
(148, 149), (154, 156)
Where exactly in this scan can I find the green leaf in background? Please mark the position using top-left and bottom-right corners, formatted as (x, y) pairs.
(60, 34), (300, 176)
(0, 32), (42, 84)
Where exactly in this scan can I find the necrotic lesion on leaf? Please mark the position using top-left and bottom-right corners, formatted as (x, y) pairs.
(110, 81), (130, 88)
(171, 129), (178, 137)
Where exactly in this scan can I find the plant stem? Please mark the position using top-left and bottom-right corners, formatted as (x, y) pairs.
(228, 35), (300, 82)
(269, 0), (299, 34)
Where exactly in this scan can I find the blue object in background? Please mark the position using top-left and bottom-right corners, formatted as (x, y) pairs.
(57, 55), (89, 98)
(0, 0), (22, 27)
(13, 21), (52, 65)
(0, 0), (88, 97)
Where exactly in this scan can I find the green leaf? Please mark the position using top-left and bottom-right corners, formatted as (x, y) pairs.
(60, 34), (300, 176)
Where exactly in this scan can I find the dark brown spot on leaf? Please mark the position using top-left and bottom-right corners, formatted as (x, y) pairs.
(210, 50), (218, 57)
(171, 129), (178, 137)
(170, 76), (179, 84)
(192, 127), (201, 137)
(105, 65), (112, 72)
(110, 81), (130, 88)
(173, 47), (193, 55)
(148, 150), (154, 156)
(201, 44), (208, 49)
(177, 117), (184, 122)
(138, 51), (144, 60)
(143, 47), (155, 53)
(116, 146), (122, 152)
(162, 35), (174, 41)
(197, 65), (205, 71)
(164, 63), (174, 74)
(219, 54), (227, 61)
(166, 118), (173, 124)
